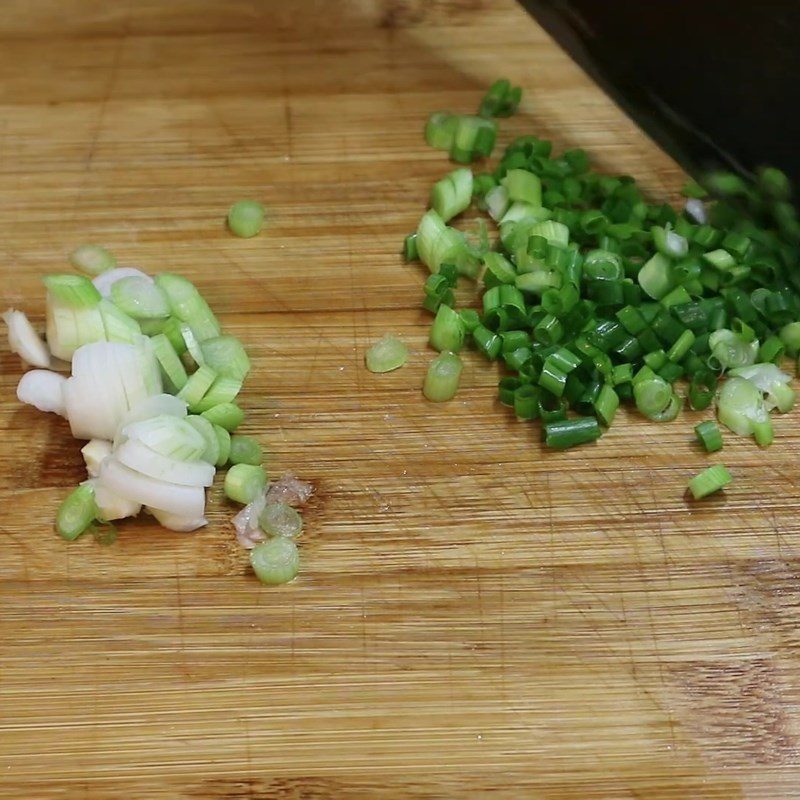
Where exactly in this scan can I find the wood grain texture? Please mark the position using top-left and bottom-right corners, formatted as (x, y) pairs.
(1, 1), (799, 797)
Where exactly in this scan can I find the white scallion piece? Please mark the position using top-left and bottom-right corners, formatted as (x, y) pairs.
(16, 369), (66, 415)
(81, 439), (113, 478)
(3, 309), (51, 368)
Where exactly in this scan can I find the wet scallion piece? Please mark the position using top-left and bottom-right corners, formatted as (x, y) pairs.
(250, 537), (299, 586)
(69, 244), (116, 276)
(227, 200), (266, 238)
(259, 502), (303, 539)
(688, 464), (732, 499)
(365, 334), (408, 373)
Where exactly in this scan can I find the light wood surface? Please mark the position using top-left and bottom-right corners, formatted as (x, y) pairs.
(1, 1), (799, 797)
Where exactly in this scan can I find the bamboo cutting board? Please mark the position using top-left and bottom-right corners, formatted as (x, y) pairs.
(2, 1), (800, 797)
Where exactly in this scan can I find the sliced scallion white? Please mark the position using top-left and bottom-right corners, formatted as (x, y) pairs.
(81, 439), (113, 478)
(3, 309), (51, 367)
(147, 507), (208, 532)
(16, 369), (66, 415)
(93, 267), (152, 299)
(69, 244), (116, 276)
(110, 276), (171, 320)
(98, 457), (205, 518)
(115, 438), (215, 487)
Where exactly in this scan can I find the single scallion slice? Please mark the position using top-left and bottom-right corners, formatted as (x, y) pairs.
(151, 333), (188, 391)
(192, 376), (242, 412)
(69, 244), (116, 276)
(430, 167), (473, 222)
(199, 335), (251, 381)
(259, 502), (303, 538)
(214, 424), (231, 468)
(429, 304), (465, 352)
(155, 273), (220, 340)
(227, 200), (266, 238)
(250, 536), (299, 586)
(185, 414), (220, 464)
(229, 434), (262, 466)
(177, 365), (218, 410)
(543, 417), (601, 449)
(44, 274), (102, 308)
(225, 463), (267, 505)
(729, 363), (796, 413)
(423, 351), (463, 402)
(688, 464), (732, 499)
(695, 420), (723, 453)
(110, 276), (170, 320)
(201, 402), (245, 432)
(56, 483), (98, 541)
(365, 334), (408, 373)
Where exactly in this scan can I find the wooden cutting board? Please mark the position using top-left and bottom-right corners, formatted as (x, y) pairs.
(2, 1), (799, 797)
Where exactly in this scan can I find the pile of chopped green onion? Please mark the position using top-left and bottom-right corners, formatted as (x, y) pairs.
(5, 212), (309, 584)
(403, 80), (800, 497)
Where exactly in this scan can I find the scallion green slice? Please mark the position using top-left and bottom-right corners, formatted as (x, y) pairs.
(225, 463), (267, 505)
(365, 334), (408, 373)
(201, 402), (245, 432)
(229, 434), (262, 466)
(56, 483), (97, 541)
(250, 536), (299, 586)
(694, 420), (723, 453)
(259, 502), (303, 539)
(688, 464), (731, 499)
(69, 244), (116, 276)
(227, 200), (266, 238)
(423, 351), (463, 402)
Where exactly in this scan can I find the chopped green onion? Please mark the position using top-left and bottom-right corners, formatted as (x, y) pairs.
(717, 376), (771, 442)
(214, 424), (231, 467)
(425, 111), (458, 150)
(694, 420), (723, 453)
(638, 253), (673, 299)
(250, 536), (299, 586)
(501, 169), (541, 206)
(185, 414), (220, 464)
(729, 363), (796, 413)
(199, 335), (251, 381)
(201, 402), (245, 432)
(478, 78), (522, 118)
(688, 464), (731, 499)
(429, 304), (465, 352)
(227, 200), (266, 238)
(224, 463), (267, 505)
(193, 376), (243, 412)
(779, 321), (800, 356)
(593, 384), (619, 426)
(708, 329), (758, 370)
(633, 375), (672, 419)
(703, 249), (736, 271)
(229, 434), (262, 466)
(155, 273), (220, 340)
(259, 502), (303, 538)
(69, 244), (116, 276)
(56, 483), (97, 541)
(110, 276), (170, 320)
(430, 168), (473, 222)
(689, 369), (717, 411)
(177, 365), (218, 410)
(44, 274), (102, 308)
(543, 417), (601, 449)
(404, 233), (418, 261)
(365, 334), (408, 373)
(423, 351), (463, 402)
(151, 333), (188, 391)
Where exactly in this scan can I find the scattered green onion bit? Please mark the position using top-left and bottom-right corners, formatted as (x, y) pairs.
(365, 334), (408, 373)
(250, 536), (299, 586)
(694, 420), (723, 453)
(227, 200), (266, 238)
(69, 244), (116, 276)
(56, 484), (97, 541)
(229, 434), (263, 466)
(688, 464), (732, 499)
(259, 502), (303, 539)
(224, 463), (267, 505)
(423, 351), (463, 402)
